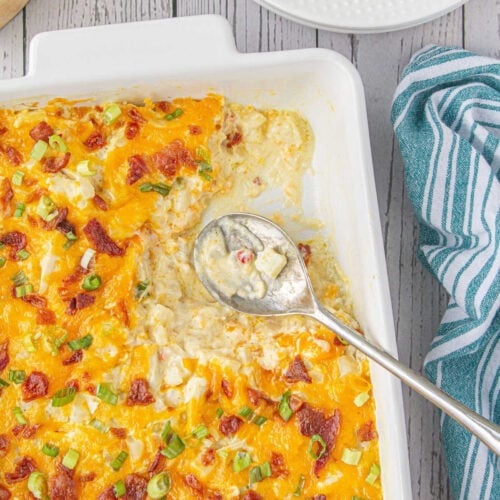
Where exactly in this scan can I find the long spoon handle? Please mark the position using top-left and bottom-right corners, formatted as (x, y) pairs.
(312, 302), (500, 456)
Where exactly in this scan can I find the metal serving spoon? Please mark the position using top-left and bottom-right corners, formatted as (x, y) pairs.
(193, 212), (500, 455)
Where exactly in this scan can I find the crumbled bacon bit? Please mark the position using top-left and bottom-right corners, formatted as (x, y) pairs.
(42, 152), (71, 173)
(252, 176), (262, 185)
(150, 139), (196, 178)
(116, 300), (130, 327)
(147, 449), (166, 477)
(49, 463), (77, 500)
(41, 206), (67, 231)
(284, 355), (312, 384)
(92, 194), (108, 211)
(97, 487), (115, 500)
(22, 294), (48, 309)
(56, 218), (76, 237)
(154, 101), (171, 113)
(24, 187), (48, 204)
(0, 340), (9, 372)
(201, 448), (215, 466)
(11, 425), (24, 437)
(62, 265), (88, 286)
(86, 384), (96, 395)
(66, 379), (80, 392)
(65, 293), (95, 315)
(184, 474), (203, 494)
(247, 387), (275, 407)
(221, 379), (233, 399)
(125, 121), (140, 140)
(188, 124), (202, 135)
(62, 350), (83, 366)
(79, 472), (96, 483)
(241, 491), (263, 500)
(270, 452), (289, 478)
(19, 424), (40, 439)
(83, 218), (124, 256)
(126, 155), (149, 185)
(1, 146), (23, 166)
(225, 131), (243, 148)
(110, 427), (127, 439)
(236, 248), (254, 264)
(0, 231), (27, 258)
(218, 415), (243, 436)
(29, 121), (54, 142)
(37, 308), (57, 325)
(126, 378), (155, 406)
(289, 394), (304, 413)
(124, 473), (148, 500)
(22, 371), (49, 401)
(0, 178), (13, 217)
(4, 456), (37, 484)
(0, 434), (10, 456)
(0, 484), (10, 499)
(0, 125), (7, 135)
(356, 420), (377, 442)
(298, 243), (312, 266)
(84, 131), (106, 151)
(312, 496), (327, 500)
(127, 108), (146, 123)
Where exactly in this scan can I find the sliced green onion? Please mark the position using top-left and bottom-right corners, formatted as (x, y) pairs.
(160, 420), (172, 441)
(192, 424), (209, 440)
(13, 406), (27, 424)
(253, 415), (267, 426)
(15, 283), (34, 297)
(36, 195), (58, 222)
(217, 449), (228, 459)
(0, 257), (6, 268)
(54, 332), (68, 350)
(96, 383), (118, 405)
(24, 334), (37, 353)
(353, 392), (370, 407)
(30, 140), (48, 161)
(260, 461), (272, 479)
(278, 390), (293, 422)
(89, 418), (109, 433)
(11, 270), (27, 286)
(365, 463), (381, 485)
(110, 450), (128, 471)
(0, 378), (9, 387)
(27, 471), (48, 499)
(249, 466), (262, 484)
(62, 448), (80, 470)
(239, 406), (254, 420)
(341, 447), (362, 466)
(68, 334), (93, 351)
(233, 451), (252, 473)
(81, 274), (101, 291)
(16, 249), (30, 261)
(42, 443), (60, 458)
(216, 407), (223, 418)
(195, 147), (210, 162)
(9, 369), (26, 384)
(147, 472), (171, 498)
(76, 160), (96, 176)
(165, 108), (183, 121)
(52, 386), (76, 407)
(308, 434), (327, 460)
(14, 202), (26, 218)
(113, 479), (126, 498)
(48, 134), (68, 153)
(161, 433), (185, 459)
(12, 170), (25, 186)
(80, 248), (96, 269)
(139, 182), (171, 196)
(103, 104), (122, 125)
(135, 280), (149, 299)
(197, 161), (212, 181)
(293, 474), (305, 496)
(66, 231), (77, 241)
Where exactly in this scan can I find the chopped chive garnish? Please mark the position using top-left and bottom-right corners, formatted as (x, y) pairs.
(160, 420), (172, 441)
(52, 386), (76, 407)
(0, 257), (6, 268)
(11, 270), (27, 286)
(260, 461), (272, 478)
(195, 147), (209, 162)
(165, 108), (183, 121)
(16, 249), (30, 261)
(147, 472), (171, 498)
(96, 383), (118, 405)
(63, 239), (75, 250)
(217, 449), (228, 458)
(353, 392), (370, 407)
(48, 134), (68, 153)
(9, 369), (26, 384)
(216, 407), (223, 418)
(30, 140), (48, 161)
(114, 479), (126, 497)
(36, 195), (58, 222)
(233, 451), (252, 473)
(239, 406), (254, 420)
(253, 415), (267, 426)
(14, 203), (26, 218)
(42, 443), (60, 458)
(308, 434), (327, 460)
(0, 378), (9, 387)
(28, 471), (48, 499)
(197, 161), (212, 181)
(66, 231), (78, 241)
(135, 280), (149, 299)
(191, 424), (209, 440)
(341, 447), (362, 466)
(15, 283), (34, 298)
(13, 406), (27, 424)
(139, 182), (171, 196)
(24, 334), (37, 353)
(68, 334), (93, 351)
(249, 462), (272, 484)
(110, 450), (128, 471)
(12, 170), (24, 186)
(89, 418), (109, 433)
(62, 448), (80, 470)
(81, 274), (101, 291)
(278, 390), (293, 422)
(293, 474), (305, 496)
(103, 104), (122, 125)
(161, 433), (185, 459)
(76, 160), (96, 176)
(365, 463), (381, 485)
(80, 248), (96, 269)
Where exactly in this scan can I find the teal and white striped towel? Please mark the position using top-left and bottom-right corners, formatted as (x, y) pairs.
(391, 45), (499, 499)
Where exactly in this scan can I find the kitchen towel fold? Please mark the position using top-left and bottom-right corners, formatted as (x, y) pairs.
(391, 45), (499, 499)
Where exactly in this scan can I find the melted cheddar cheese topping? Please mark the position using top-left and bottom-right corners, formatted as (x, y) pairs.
(0, 96), (382, 500)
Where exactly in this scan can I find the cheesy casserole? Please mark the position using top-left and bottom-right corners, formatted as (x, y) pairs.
(0, 96), (382, 499)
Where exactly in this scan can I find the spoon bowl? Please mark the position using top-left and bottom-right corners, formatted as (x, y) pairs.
(193, 212), (500, 455)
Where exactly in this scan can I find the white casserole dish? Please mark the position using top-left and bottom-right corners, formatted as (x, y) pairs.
(0, 15), (411, 499)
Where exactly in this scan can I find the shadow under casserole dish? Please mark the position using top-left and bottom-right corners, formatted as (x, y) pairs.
(0, 95), (382, 499)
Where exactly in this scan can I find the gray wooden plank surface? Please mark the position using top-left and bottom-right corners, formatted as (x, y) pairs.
(0, 1), (498, 498)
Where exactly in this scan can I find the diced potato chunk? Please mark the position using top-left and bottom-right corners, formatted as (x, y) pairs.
(255, 247), (287, 279)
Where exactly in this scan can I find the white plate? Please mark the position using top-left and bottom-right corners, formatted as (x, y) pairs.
(254, 0), (469, 33)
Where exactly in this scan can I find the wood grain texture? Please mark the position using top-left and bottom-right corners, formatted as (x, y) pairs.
(1, 1), (498, 498)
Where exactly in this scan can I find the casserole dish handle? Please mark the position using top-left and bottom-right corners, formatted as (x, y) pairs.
(27, 15), (237, 81)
